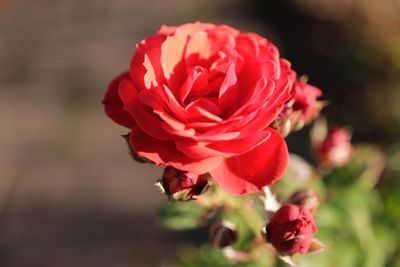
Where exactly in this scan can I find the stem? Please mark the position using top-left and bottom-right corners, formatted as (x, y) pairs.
(262, 186), (281, 220)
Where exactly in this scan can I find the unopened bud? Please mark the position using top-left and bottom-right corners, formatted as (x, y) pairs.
(265, 205), (317, 255)
(210, 221), (238, 248)
(155, 166), (210, 201)
(271, 103), (296, 137)
(317, 126), (352, 168)
(292, 78), (323, 125)
(272, 76), (324, 136)
(288, 189), (320, 213)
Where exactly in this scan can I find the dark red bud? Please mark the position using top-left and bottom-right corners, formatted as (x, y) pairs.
(155, 166), (210, 201)
(265, 205), (317, 255)
(210, 221), (238, 248)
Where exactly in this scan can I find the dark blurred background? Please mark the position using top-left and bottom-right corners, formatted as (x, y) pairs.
(1, 0), (399, 266)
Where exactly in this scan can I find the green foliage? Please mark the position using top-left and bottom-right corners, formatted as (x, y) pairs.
(222, 211), (256, 251)
(324, 145), (385, 190)
(159, 145), (400, 267)
(299, 145), (396, 267)
(157, 200), (207, 230)
(167, 245), (273, 267)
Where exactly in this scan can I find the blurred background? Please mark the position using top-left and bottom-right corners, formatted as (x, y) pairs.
(1, 0), (400, 266)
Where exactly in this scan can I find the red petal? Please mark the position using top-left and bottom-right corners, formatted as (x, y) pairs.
(179, 66), (208, 104)
(273, 205), (300, 222)
(176, 130), (271, 160)
(185, 31), (213, 65)
(161, 29), (187, 89)
(130, 127), (223, 175)
(185, 99), (221, 122)
(236, 34), (260, 58)
(130, 34), (166, 90)
(103, 72), (135, 128)
(238, 61), (295, 135)
(210, 128), (289, 195)
(218, 63), (238, 112)
(159, 22), (215, 35)
(118, 78), (174, 140)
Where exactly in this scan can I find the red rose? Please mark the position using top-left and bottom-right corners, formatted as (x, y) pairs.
(103, 22), (297, 195)
(266, 205), (317, 255)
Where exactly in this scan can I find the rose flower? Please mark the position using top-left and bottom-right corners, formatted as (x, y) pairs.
(103, 22), (321, 195)
(265, 205), (317, 255)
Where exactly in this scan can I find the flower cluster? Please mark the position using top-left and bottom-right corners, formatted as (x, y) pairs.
(102, 22), (344, 265)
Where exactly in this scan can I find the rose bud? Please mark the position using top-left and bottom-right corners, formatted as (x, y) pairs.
(210, 220), (238, 248)
(265, 205), (317, 255)
(288, 189), (320, 213)
(272, 77), (324, 136)
(317, 126), (352, 167)
(291, 77), (324, 128)
(155, 166), (210, 201)
(271, 100), (297, 137)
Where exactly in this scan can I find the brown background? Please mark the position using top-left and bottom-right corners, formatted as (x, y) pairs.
(0, 0), (264, 266)
(1, 0), (400, 266)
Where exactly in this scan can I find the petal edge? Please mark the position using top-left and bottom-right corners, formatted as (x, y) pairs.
(210, 128), (289, 195)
